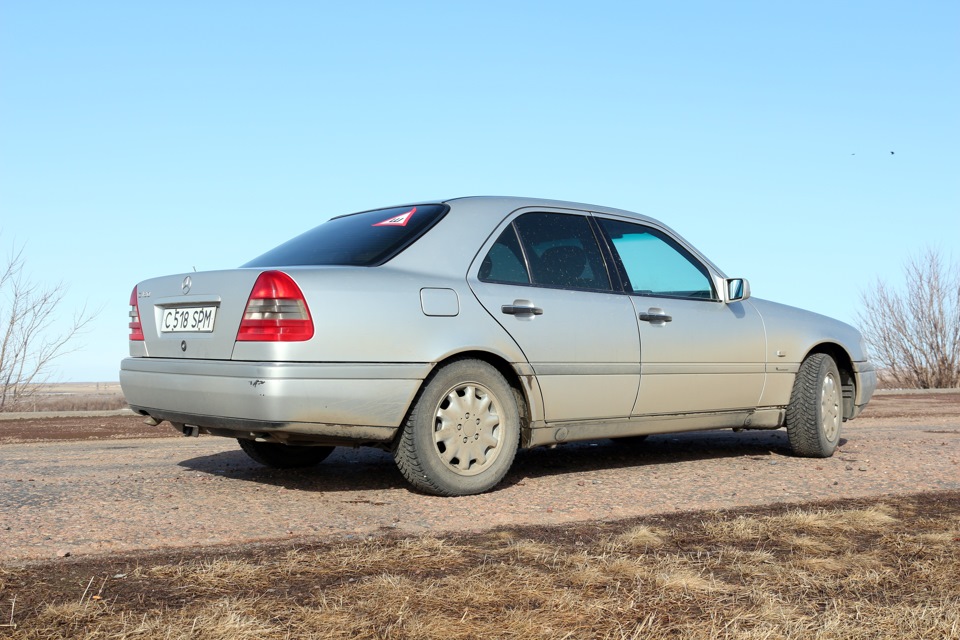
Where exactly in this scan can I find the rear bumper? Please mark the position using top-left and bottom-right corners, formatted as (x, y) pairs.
(120, 358), (430, 444)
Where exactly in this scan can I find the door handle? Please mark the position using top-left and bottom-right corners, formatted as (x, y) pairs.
(501, 301), (543, 316)
(638, 308), (672, 323)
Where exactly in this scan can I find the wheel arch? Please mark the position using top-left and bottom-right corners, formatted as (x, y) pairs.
(803, 342), (856, 419)
(402, 349), (541, 448)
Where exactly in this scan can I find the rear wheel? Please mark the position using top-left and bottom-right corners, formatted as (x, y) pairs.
(237, 439), (334, 468)
(786, 353), (843, 457)
(394, 359), (520, 496)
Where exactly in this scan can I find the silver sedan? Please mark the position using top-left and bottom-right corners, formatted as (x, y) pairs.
(121, 197), (877, 496)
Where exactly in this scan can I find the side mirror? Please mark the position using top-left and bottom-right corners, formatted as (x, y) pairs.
(725, 278), (750, 302)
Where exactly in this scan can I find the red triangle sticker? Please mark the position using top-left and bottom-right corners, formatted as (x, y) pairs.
(373, 207), (417, 227)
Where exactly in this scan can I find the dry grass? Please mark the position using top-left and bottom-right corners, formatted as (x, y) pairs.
(3, 395), (127, 412)
(15, 395), (129, 412)
(2, 491), (959, 639)
(0, 383), (127, 413)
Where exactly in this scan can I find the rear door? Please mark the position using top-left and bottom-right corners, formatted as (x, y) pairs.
(468, 209), (640, 422)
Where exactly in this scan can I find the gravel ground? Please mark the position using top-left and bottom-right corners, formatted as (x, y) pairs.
(1, 392), (958, 564)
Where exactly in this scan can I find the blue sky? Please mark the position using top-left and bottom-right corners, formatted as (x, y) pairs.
(1, 1), (958, 382)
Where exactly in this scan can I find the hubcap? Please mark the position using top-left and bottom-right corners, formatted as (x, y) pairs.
(433, 382), (503, 477)
(820, 372), (841, 441)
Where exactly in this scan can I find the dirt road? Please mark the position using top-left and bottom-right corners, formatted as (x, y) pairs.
(1, 392), (958, 563)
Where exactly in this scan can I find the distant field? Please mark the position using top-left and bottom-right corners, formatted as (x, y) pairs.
(7, 382), (126, 412)
(33, 382), (122, 394)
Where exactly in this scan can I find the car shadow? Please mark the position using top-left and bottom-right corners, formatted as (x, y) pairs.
(176, 429), (848, 494)
(177, 446), (407, 493)
(500, 430), (849, 490)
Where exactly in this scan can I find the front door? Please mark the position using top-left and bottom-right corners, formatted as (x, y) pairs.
(595, 217), (767, 416)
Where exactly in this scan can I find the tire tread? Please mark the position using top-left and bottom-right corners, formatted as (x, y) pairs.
(392, 359), (519, 496)
(394, 409), (452, 496)
(786, 353), (839, 458)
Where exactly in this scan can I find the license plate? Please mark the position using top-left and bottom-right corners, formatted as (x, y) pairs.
(160, 306), (217, 333)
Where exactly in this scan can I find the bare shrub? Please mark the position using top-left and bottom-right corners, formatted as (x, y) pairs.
(858, 247), (960, 389)
(0, 245), (97, 411)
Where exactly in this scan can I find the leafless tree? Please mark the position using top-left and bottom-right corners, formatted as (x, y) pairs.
(857, 247), (960, 389)
(0, 245), (97, 411)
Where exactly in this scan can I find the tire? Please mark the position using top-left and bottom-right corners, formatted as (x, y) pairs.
(786, 353), (843, 457)
(393, 359), (520, 496)
(237, 439), (334, 469)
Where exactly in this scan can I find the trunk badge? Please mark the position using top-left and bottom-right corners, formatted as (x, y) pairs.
(181, 276), (192, 294)
(180, 340), (187, 352)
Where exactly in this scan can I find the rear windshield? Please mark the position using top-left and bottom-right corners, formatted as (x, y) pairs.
(242, 204), (449, 267)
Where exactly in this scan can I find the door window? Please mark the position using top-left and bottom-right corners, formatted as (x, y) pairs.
(598, 218), (716, 300)
(478, 225), (530, 284)
(514, 213), (612, 291)
(480, 213), (613, 291)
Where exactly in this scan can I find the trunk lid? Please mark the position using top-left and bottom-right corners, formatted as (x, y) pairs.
(134, 269), (262, 360)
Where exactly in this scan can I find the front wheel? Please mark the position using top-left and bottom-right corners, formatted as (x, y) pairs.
(238, 439), (335, 468)
(393, 359), (520, 496)
(786, 353), (843, 457)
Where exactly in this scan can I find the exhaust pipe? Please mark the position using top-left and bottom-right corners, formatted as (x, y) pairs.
(171, 422), (200, 437)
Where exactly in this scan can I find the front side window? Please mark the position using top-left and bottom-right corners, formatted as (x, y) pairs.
(243, 204), (449, 268)
(598, 218), (716, 300)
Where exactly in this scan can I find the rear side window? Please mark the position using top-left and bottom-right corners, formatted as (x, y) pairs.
(479, 213), (612, 291)
(243, 204), (449, 267)
(514, 213), (611, 291)
(478, 226), (530, 284)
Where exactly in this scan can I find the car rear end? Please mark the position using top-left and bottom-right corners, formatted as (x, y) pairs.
(120, 204), (451, 445)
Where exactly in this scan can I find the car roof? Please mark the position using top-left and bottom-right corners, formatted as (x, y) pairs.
(408, 196), (725, 277)
(382, 195), (724, 279)
(440, 195), (660, 225)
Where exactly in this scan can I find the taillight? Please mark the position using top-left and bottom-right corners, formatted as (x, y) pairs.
(129, 286), (144, 341)
(236, 271), (314, 342)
